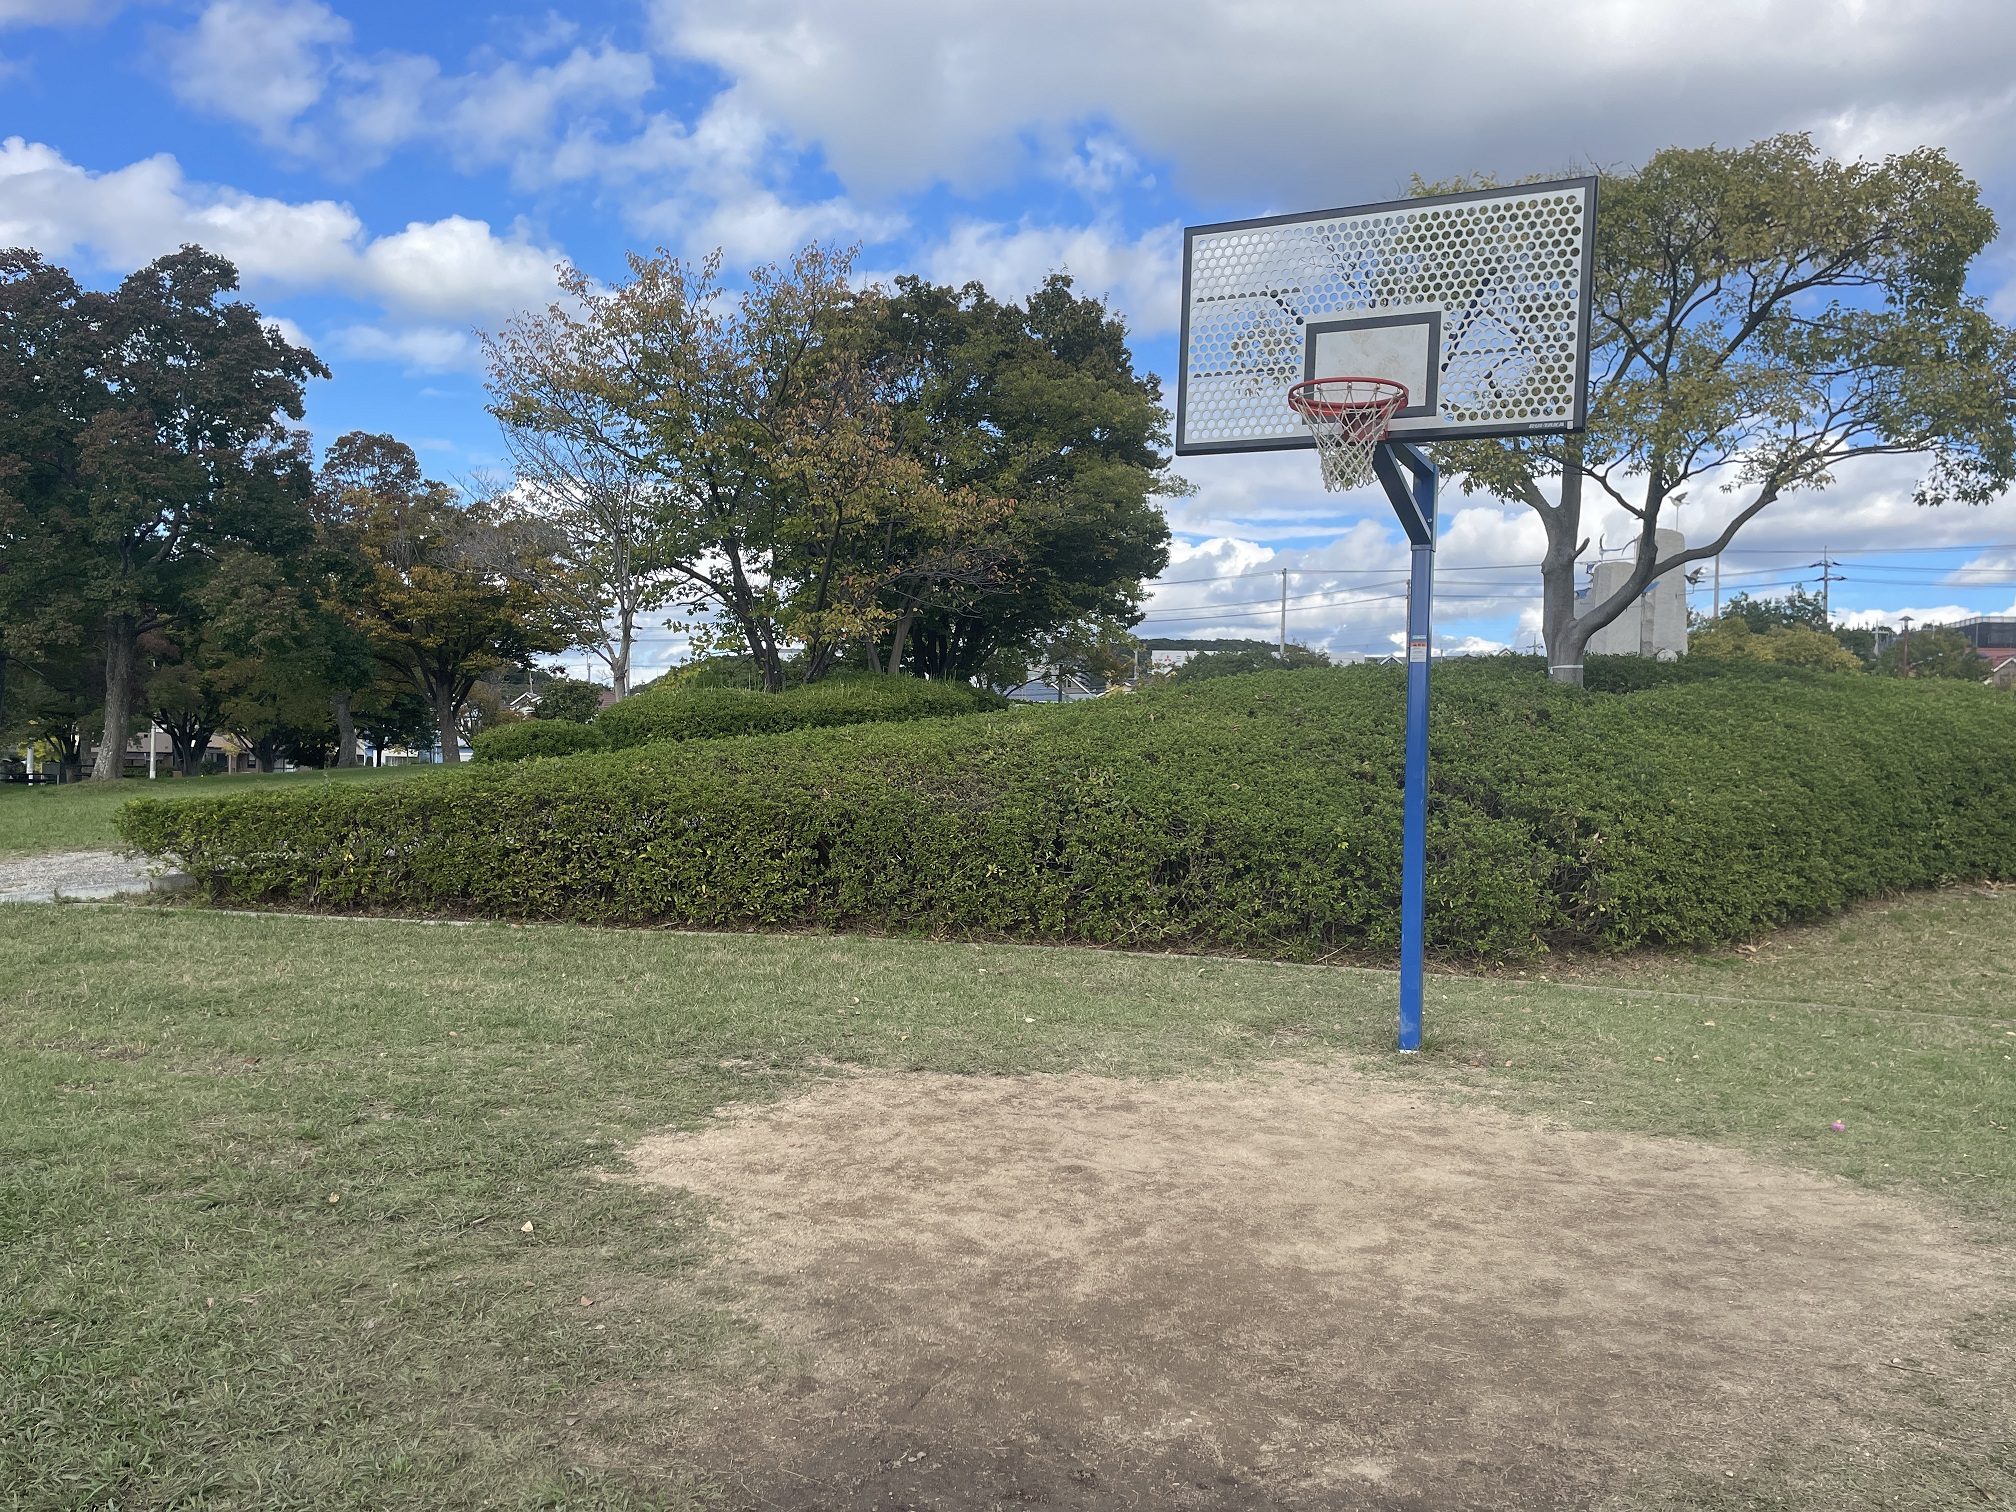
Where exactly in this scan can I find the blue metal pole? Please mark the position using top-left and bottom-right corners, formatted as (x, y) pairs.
(1397, 454), (1437, 1052)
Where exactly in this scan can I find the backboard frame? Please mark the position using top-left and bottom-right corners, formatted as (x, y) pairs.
(1174, 177), (1598, 457)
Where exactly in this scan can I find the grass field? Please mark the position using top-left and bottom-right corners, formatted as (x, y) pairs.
(0, 766), (428, 859)
(2, 891), (2011, 1509)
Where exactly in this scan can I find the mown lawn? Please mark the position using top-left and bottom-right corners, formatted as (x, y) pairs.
(1, 891), (2011, 1509)
(0, 766), (431, 860)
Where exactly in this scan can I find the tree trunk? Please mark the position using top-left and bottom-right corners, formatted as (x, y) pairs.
(333, 689), (357, 768)
(91, 615), (137, 781)
(1537, 452), (1591, 686)
(434, 689), (462, 764)
(159, 716), (216, 777)
(611, 608), (633, 699)
(883, 606), (918, 675)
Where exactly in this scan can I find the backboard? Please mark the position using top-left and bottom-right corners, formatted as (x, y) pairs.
(1175, 178), (1596, 455)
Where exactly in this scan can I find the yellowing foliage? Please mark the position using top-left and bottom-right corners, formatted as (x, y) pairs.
(1688, 618), (1862, 672)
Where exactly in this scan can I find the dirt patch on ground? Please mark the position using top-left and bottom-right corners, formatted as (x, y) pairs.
(626, 1071), (1995, 1510)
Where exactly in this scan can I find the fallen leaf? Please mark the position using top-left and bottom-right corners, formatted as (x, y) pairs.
(579, 1296), (595, 1307)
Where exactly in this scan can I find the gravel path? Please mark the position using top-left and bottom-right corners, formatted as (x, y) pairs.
(0, 849), (191, 904)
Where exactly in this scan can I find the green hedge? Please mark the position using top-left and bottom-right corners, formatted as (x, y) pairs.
(469, 721), (610, 763)
(592, 674), (1008, 749)
(119, 665), (2016, 958)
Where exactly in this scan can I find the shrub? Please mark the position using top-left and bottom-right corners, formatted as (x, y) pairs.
(593, 675), (1008, 749)
(469, 721), (610, 763)
(1577, 653), (1822, 693)
(532, 680), (607, 723)
(121, 663), (2016, 958)
(1689, 618), (1863, 671)
(1169, 643), (1329, 682)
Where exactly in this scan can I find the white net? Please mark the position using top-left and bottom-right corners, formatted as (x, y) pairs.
(1288, 378), (1408, 491)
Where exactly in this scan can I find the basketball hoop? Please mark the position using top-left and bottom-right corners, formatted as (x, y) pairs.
(1287, 376), (1408, 491)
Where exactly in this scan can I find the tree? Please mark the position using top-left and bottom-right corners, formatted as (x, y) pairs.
(1713, 588), (1831, 634)
(73, 247), (327, 776)
(490, 254), (1175, 694)
(0, 252), (105, 761)
(489, 245), (866, 694)
(351, 679), (437, 761)
(1169, 642), (1332, 683)
(325, 433), (573, 762)
(1833, 624), (1883, 666)
(1878, 624), (1985, 679)
(852, 274), (1178, 683)
(482, 419), (662, 698)
(197, 547), (371, 771)
(1437, 137), (2016, 684)
(1, 647), (98, 782)
(532, 679), (605, 722)
(1687, 617), (1861, 671)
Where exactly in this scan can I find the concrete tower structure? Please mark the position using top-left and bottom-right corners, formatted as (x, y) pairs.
(1576, 531), (1689, 658)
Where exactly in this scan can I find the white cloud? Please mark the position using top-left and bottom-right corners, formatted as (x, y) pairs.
(357, 216), (562, 317)
(436, 45), (655, 175)
(263, 314), (314, 350)
(160, 0), (656, 183)
(918, 217), (1182, 333)
(691, 186), (901, 267)
(0, 0), (124, 23)
(1835, 602), (2006, 629)
(0, 138), (567, 327)
(1053, 134), (1145, 197)
(651, 0), (2016, 202)
(164, 0), (349, 152)
(325, 323), (483, 372)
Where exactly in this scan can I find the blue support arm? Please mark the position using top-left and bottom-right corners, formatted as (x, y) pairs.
(1372, 442), (1437, 1051)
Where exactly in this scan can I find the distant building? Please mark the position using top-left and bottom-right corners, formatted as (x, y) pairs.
(1950, 617), (2016, 672)
(1576, 530), (1689, 659)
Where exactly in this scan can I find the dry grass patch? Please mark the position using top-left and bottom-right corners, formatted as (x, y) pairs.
(630, 1069), (2001, 1511)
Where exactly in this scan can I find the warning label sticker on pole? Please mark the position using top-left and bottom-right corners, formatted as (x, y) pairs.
(1408, 639), (1428, 663)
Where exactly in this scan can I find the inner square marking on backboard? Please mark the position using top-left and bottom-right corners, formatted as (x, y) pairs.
(1306, 313), (1440, 421)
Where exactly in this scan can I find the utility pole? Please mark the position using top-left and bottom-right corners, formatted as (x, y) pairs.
(1900, 614), (1914, 677)
(1712, 554), (1721, 618)
(1278, 568), (1288, 660)
(1811, 550), (1848, 626)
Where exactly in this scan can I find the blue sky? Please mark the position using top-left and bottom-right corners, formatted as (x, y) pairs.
(6, 0), (2016, 674)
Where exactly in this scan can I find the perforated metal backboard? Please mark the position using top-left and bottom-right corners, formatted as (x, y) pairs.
(1175, 178), (1596, 454)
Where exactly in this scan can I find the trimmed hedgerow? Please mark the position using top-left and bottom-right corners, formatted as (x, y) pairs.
(592, 675), (1009, 749)
(469, 720), (611, 763)
(120, 664), (2016, 958)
